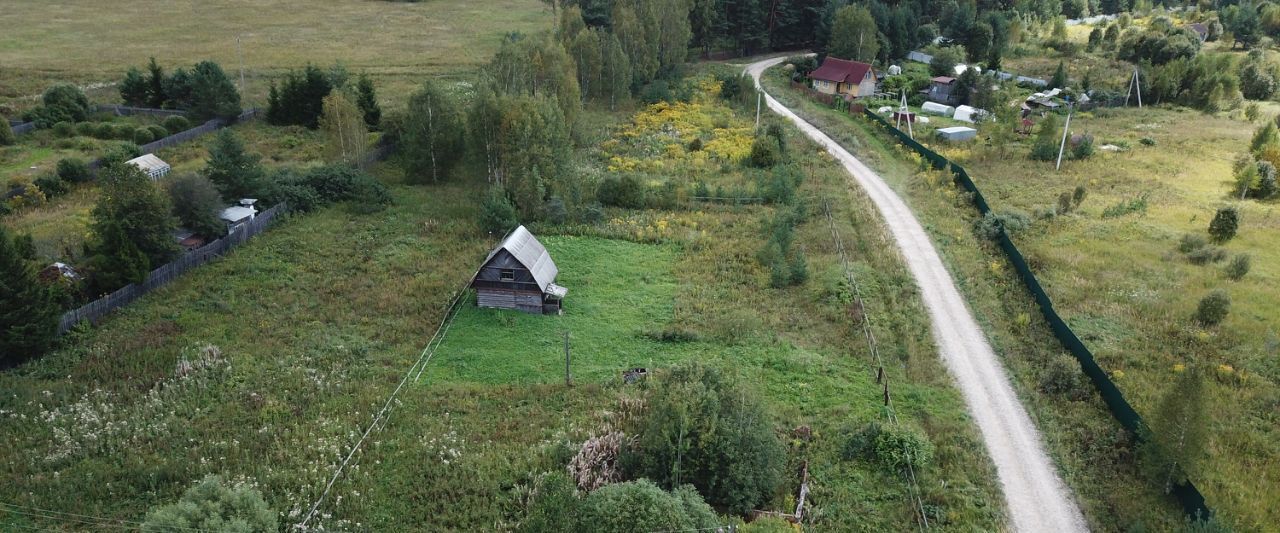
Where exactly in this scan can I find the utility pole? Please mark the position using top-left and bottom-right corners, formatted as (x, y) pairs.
(237, 35), (246, 96)
(1056, 104), (1074, 171)
(755, 88), (762, 130)
(563, 331), (572, 387)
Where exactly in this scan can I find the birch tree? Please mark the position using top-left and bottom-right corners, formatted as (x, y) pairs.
(320, 91), (368, 165)
(401, 80), (463, 183)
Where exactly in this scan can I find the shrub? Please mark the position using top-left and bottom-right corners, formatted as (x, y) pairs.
(75, 121), (97, 137)
(163, 115), (191, 132)
(1195, 289), (1230, 326)
(28, 83), (91, 127)
(567, 432), (625, 492)
(544, 197), (568, 225)
(167, 174), (226, 238)
(0, 226), (60, 365)
(625, 363), (785, 515)
(1186, 246), (1227, 265)
(973, 210), (1030, 240)
(479, 186), (518, 235)
(34, 174), (69, 198)
(100, 143), (143, 167)
(1057, 192), (1074, 214)
(686, 137), (703, 152)
(1072, 185), (1087, 207)
(1178, 233), (1208, 253)
(574, 480), (719, 533)
(132, 127), (155, 145)
(1039, 354), (1088, 400)
(640, 80), (673, 104)
(843, 421), (935, 471)
(146, 124), (169, 140)
(0, 119), (14, 146)
(142, 475), (276, 532)
(597, 174), (646, 208)
(52, 121), (75, 137)
(1208, 206), (1239, 243)
(1140, 136), (1157, 146)
(1224, 254), (1251, 281)
(749, 135), (781, 168)
(1071, 134), (1094, 159)
(518, 472), (580, 533)
(56, 158), (92, 183)
(1101, 194), (1148, 218)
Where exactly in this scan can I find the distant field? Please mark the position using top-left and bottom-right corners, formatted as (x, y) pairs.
(0, 0), (550, 109)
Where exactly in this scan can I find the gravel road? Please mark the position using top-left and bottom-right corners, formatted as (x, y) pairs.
(746, 56), (1088, 533)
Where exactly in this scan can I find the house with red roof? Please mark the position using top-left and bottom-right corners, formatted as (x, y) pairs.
(809, 56), (877, 98)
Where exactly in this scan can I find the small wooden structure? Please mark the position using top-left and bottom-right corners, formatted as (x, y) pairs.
(471, 225), (567, 315)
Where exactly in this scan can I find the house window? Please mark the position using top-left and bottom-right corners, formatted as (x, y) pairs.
(500, 269), (515, 281)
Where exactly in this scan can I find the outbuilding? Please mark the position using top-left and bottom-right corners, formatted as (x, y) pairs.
(936, 126), (978, 142)
(219, 199), (258, 233)
(953, 105), (988, 123)
(925, 76), (958, 105)
(471, 225), (567, 315)
(921, 101), (954, 116)
(126, 154), (171, 180)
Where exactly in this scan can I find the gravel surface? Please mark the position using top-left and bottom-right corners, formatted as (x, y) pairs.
(747, 57), (1088, 533)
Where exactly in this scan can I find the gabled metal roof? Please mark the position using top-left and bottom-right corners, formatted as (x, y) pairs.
(484, 225), (558, 291)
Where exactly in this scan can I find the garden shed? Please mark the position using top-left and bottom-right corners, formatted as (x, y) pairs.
(471, 225), (567, 315)
(126, 154), (170, 180)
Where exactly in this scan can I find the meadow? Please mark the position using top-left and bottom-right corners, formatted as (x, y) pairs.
(0, 69), (1010, 530)
(0, 0), (550, 110)
(765, 63), (1275, 531)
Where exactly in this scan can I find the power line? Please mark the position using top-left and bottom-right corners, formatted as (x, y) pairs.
(296, 276), (473, 529)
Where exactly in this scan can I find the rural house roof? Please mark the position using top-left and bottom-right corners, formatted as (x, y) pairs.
(126, 153), (169, 174)
(1187, 23), (1208, 39)
(484, 225), (559, 292)
(931, 76), (956, 85)
(810, 57), (873, 84)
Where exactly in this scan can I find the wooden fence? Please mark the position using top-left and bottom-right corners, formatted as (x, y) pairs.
(56, 202), (287, 335)
(9, 120), (36, 135)
(94, 104), (188, 117)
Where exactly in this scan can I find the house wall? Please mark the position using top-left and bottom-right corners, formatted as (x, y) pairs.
(855, 76), (876, 97)
(476, 288), (546, 314)
(813, 79), (838, 95)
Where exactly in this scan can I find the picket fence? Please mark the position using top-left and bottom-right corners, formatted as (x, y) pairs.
(56, 202), (287, 335)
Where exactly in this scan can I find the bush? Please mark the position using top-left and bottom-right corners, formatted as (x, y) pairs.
(1186, 246), (1227, 265)
(640, 80), (673, 104)
(0, 119), (14, 146)
(973, 210), (1030, 240)
(597, 174), (646, 208)
(1208, 206), (1239, 243)
(146, 124), (169, 140)
(163, 115), (191, 132)
(34, 174), (69, 198)
(686, 137), (703, 152)
(1195, 289), (1231, 326)
(1039, 354), (1088, 400)
(56, 158), (92, 183)
(625, 363), (785, 515)
(132, 127), (155, 145)
(100, 143), (143, 167)
(28, 83), (91, 127)
(52, 121), (75, 137)
(843, 421), (935, 471)
(479, 186), (518, 235)
(1224, 254), (1251, 281)
(748, 135), (781, 168)
(142, 475), (276, 532)
(1140, 136), (1157, 146)
(1071, 134), (1094, 159)
(167, 174), (226, 238)
(518, 472), (580, 533)
(574, 481), (719, 533)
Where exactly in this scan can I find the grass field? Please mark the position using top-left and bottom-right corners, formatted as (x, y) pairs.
(766, 65), (1275, 531)
(0, 0), (550, 110)
(0, 77), (1008, 530)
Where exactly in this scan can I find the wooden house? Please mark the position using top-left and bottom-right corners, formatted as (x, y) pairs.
(810, 57), (877, 98)
(926, 76), (959, 105)
(471, 225), (567, 315)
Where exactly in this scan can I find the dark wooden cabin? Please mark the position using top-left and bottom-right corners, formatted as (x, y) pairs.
(471, 225), (567, 314)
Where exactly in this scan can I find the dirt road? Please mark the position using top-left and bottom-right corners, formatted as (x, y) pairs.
(746, 57), (1088, 532)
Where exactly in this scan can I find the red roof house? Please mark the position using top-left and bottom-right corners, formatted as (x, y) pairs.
(809, 57), (877, 98)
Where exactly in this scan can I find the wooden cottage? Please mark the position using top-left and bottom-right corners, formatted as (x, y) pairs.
(471, 225), (567, 315)
(810, 57), (877, 98)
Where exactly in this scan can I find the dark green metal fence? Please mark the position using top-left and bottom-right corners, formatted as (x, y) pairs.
(860, 108), (1212, 522)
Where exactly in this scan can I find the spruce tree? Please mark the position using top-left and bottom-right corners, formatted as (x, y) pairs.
(203, 129), (264, 201)
(1050, 61), (1068, 89)
(146, 57), (167, 109)
(355, 74), (381, 130)
(188, 60), (241, 121)
(91, 162), (178, 267)
(86, 220), (150, 295)
(0, 225), (59, 364)
(120, 66), (149, 107)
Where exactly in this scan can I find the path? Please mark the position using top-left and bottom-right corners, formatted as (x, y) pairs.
(746, 57), (1088, 533)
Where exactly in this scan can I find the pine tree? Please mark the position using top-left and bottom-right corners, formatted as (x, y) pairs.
(188, 60), (242, 121)
(0, 225), (59, 364)
(1143, 366), (1208, 494)
(401, 80), (464, 183)
(120, 67), (149, 107)
(203, 129), (264, 201)
(146, 57), (167, 109)
(355, 74), (381, 130)
(320, 91), (368, 165)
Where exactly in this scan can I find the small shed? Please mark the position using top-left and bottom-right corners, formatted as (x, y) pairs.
(892, 110), (916, 123)
(471, 225), (567, 315)
(936, 126), (978, 142)
(126, 154), (171, 180)
(925, 77), (958, 105)
(921, 101), (954, 116)
(219, 199), (258, 232)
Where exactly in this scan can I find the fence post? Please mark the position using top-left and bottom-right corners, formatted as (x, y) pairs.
(564, 331), (572, 387)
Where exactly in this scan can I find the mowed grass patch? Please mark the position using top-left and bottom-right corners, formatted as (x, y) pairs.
(0, 0), (550, 108)
(431, 237), (681, 385)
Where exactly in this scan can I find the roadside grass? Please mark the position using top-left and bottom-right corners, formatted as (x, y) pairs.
(0, 85), (1005, 530)
(0, 0), (550, 109)
(764, 67), (1191, 531)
